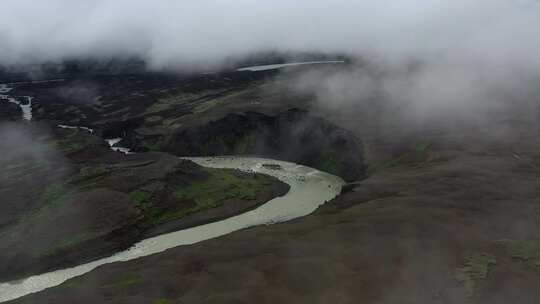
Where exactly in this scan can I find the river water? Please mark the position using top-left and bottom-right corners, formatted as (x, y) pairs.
(0, 156), (344, 302)
(0, 84), (33, 121)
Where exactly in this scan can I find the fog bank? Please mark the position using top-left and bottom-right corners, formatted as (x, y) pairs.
(1, 0), (540, 72)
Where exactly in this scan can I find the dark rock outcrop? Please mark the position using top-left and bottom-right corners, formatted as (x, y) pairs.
(156, 109), (365, 181)
(0, 101), (22, 121)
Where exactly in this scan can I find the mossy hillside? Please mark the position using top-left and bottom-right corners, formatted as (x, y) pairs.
(370, 142), (433, 173)
(135, 167), (277, 225)
(130, 190), (153, 206)
(318, 151), (342, 177)
(174, 167), (270, 202)
(0, 152), (288, 282)
(43, 232), (98, 257)
(501, 240), (540, 271)
(38, 159), (278, 228)
(6, 165), (119, 258)
(145, 92), (197, 114)
(129, 181), (166, 222)
(141, 134), (173, 152)
(453, 241), (540, 297)
(55, 128), (104, 154)
(455, 253), (496, 296)
(100, 274), (142, 289)
(145, 87), (232, 116)
(39, 160), (162, 210)
(145, 115), (163, 124)
(39, 165), (110, 208)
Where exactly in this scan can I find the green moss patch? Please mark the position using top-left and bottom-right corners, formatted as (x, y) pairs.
(44, 232), (98, 257)
(414, 142), (432, 152)
(39, 166), (110, 208)
(40, 183), (73, 206)
(129, 182), (165, 211)
(154, 168), (273, 224)
(174, 168), (269, 203)
(100, 274), (141, 289)
(146, 115), (163, 123)
(55, 128), (103, 154)
(130, 190), (152, 206)
(318, 151), (341, 176)
(370, 142), (433, 173)
(455, 253), (496, 296)
(145, 91), (199, 114)
(500, 240), (540, 271)
(142, 135), (172, 152)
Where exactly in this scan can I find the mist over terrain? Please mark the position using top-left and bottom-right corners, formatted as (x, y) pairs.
(2, 0), (540, 122)
(1, 0), (539, 69)
(3, 2), (540, 303)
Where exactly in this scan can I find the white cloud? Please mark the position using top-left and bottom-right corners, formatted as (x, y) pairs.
(0, 0), (539, 71)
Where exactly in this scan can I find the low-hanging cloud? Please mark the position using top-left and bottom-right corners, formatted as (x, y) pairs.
(3, 0), (540, 133)
(1, 0), (540, 72)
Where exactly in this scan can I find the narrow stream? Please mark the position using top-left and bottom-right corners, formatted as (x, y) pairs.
(0, 84), (33, 121)
(0, 80), (65, 121)
(105, 138), (133, 154)
(1, 83), (130, 155)
(58, 125), (94, 134)
(0, 157), (344, 302)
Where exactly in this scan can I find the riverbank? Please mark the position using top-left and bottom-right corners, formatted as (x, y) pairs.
(0, 157), (343, 303)
(9, 128), (540, 304)
(0, 124), (289, 284)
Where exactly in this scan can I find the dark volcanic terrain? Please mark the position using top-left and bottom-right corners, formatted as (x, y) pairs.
(5, 65), (364, 179)
(11, 126), (540, 304)
(3, 61), (540, 304)
(0, 123), (289, 282)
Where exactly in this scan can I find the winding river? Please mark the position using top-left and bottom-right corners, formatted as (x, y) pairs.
(0, 157), (344, 302)
(0, 70), (345, 301)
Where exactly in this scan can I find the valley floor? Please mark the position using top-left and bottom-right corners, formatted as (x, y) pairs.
(3, 63), (540, 303)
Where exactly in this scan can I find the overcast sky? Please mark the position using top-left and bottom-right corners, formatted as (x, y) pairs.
(1, 0), (540, 71)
